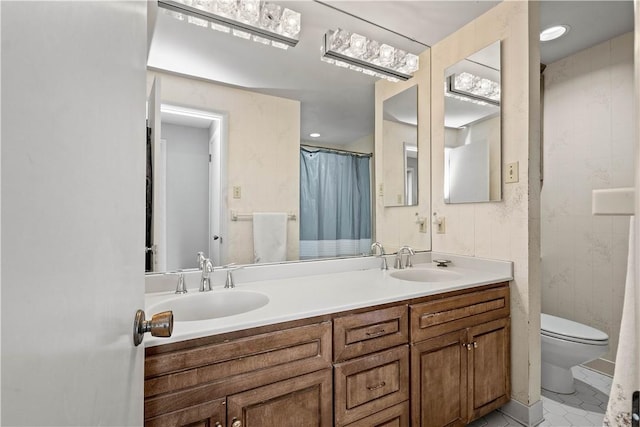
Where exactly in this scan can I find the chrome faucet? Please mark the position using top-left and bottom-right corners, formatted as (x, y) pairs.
(394, 246), (415, 269)
(174, 272), (187, 294)
(370, 242), (388, 270)
(199, 258), (213, 292)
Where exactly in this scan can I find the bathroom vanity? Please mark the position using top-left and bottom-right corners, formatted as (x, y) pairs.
(143, 256), (512, 427)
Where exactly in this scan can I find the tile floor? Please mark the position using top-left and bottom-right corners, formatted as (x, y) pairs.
(468, 366), (613, 427)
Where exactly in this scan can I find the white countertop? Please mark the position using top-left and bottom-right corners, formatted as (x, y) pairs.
(145, 253), (513, 347)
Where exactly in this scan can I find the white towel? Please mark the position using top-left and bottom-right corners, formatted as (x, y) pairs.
(253, 212), (288, 263)
(604, 217), (638, 426)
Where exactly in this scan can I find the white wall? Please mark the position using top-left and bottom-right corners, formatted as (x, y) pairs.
(162, 123), (210, 270)
(431, 1), (542, 412)
(541, 32), (634, 364)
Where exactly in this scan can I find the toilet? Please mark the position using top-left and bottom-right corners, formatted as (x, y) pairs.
(541, 313), (609, 394)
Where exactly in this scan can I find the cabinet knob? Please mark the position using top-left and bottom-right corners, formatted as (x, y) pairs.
(231, 419), (242, 427)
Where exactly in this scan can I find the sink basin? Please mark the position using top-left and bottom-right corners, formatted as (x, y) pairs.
(390, 268), (462, 283)
(148, 290), (269, 322)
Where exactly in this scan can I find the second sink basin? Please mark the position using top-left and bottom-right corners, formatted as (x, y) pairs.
(148, 290), (269, 322)
(390, 268), (462, 283)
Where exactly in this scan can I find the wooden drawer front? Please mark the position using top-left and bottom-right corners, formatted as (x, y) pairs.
(344, 401), (409, 427)
(410, 286), (509, 342)
(335, 346), (409, 426)
(334, 305), (408, 362)
(144, 397), (226, 427)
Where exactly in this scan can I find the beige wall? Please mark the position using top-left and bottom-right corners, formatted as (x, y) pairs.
(430, 1), (541, 407)
(375, 50), (432, 254)
(542, 32), (634, 363)
(147, 71), (300, 265)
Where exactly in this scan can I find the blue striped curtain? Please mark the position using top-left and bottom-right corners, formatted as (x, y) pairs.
(300, 147), (371, 259)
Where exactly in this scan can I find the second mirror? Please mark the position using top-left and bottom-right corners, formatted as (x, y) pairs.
(383, 85), (418, 207)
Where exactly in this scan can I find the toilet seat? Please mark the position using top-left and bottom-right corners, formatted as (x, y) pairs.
(541, 313), (609, 346)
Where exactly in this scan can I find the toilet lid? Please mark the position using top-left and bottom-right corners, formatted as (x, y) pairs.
(541, 313), (609, 344)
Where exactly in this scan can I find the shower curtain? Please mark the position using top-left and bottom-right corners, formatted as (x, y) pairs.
(299, 147), (371, 259)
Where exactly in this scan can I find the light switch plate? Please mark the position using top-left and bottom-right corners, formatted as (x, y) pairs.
(233, 186), (241, 199)
(506, 162), (519, 183)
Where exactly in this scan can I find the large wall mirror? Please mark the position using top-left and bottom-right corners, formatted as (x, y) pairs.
(146, 1), (427, 272)
(444, 41), (501, 204)
(382, 85), (418, 207)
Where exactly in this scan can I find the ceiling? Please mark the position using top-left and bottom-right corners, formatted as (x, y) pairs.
(148, 0), (634, 146)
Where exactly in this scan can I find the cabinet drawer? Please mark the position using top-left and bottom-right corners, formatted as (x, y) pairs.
(410, 286), (509, 342)
(344, 401), (409, 427)
(335, 346), (410, 426)
(334, 305), (408, 362)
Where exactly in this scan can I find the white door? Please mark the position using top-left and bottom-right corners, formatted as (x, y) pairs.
(2, 2), (148, 425)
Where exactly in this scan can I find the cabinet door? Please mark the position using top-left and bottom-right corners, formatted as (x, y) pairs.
(226, 369), (332, 427)
(411, 330), (468, 427)
(467, 318), (510, 420)
(145, 398), (226, 427)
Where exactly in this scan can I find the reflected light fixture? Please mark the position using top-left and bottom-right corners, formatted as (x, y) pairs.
(161, 104), (220, 120)
(321, 29), (419, 82)
(446, 72), (500, 106)
(309, 133), (321, 138)
(540, 25), (569, 42)
(158, 0), (301, 49)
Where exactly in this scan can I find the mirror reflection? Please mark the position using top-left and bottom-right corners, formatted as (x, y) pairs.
(444, 41), (501, 204)
(382, 85), (418, 207)
(146, 1), (427, 273)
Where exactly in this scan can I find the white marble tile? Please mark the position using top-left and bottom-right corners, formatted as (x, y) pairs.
(478, 366), (612, 427)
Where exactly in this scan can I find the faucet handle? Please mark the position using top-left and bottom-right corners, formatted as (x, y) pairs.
(196, 252), (206, 270)
(174, 273), (187, 294)
(224, 264), (244, 288)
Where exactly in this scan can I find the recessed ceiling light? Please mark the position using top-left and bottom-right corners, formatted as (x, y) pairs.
(309, 133), (321, 138)
(540, 25), (570, 42)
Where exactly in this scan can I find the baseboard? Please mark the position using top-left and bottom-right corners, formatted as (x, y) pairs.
(498, 399), (544, 426)
(583, 358), (615, 377)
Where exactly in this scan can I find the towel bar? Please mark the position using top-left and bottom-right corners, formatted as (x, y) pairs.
(230, 211), (297, 221)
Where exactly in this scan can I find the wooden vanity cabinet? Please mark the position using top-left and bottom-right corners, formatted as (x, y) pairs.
(409, 283), (510, 427)
(144, 283), (511, 427)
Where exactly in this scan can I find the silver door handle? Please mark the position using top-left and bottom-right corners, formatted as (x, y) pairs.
(133, 309), (173, 346)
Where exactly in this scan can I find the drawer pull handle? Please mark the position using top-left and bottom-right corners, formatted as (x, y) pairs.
(366, 329), (386, 336)
(367, 381), (386, 391)
(231, 419), (242, 427)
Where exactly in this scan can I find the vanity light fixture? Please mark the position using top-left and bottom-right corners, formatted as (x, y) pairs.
(445, 72), (500, 106)
(158, 0), (301, 49)
(321, 29), (419, 82)
(540, 25), (570, 42)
